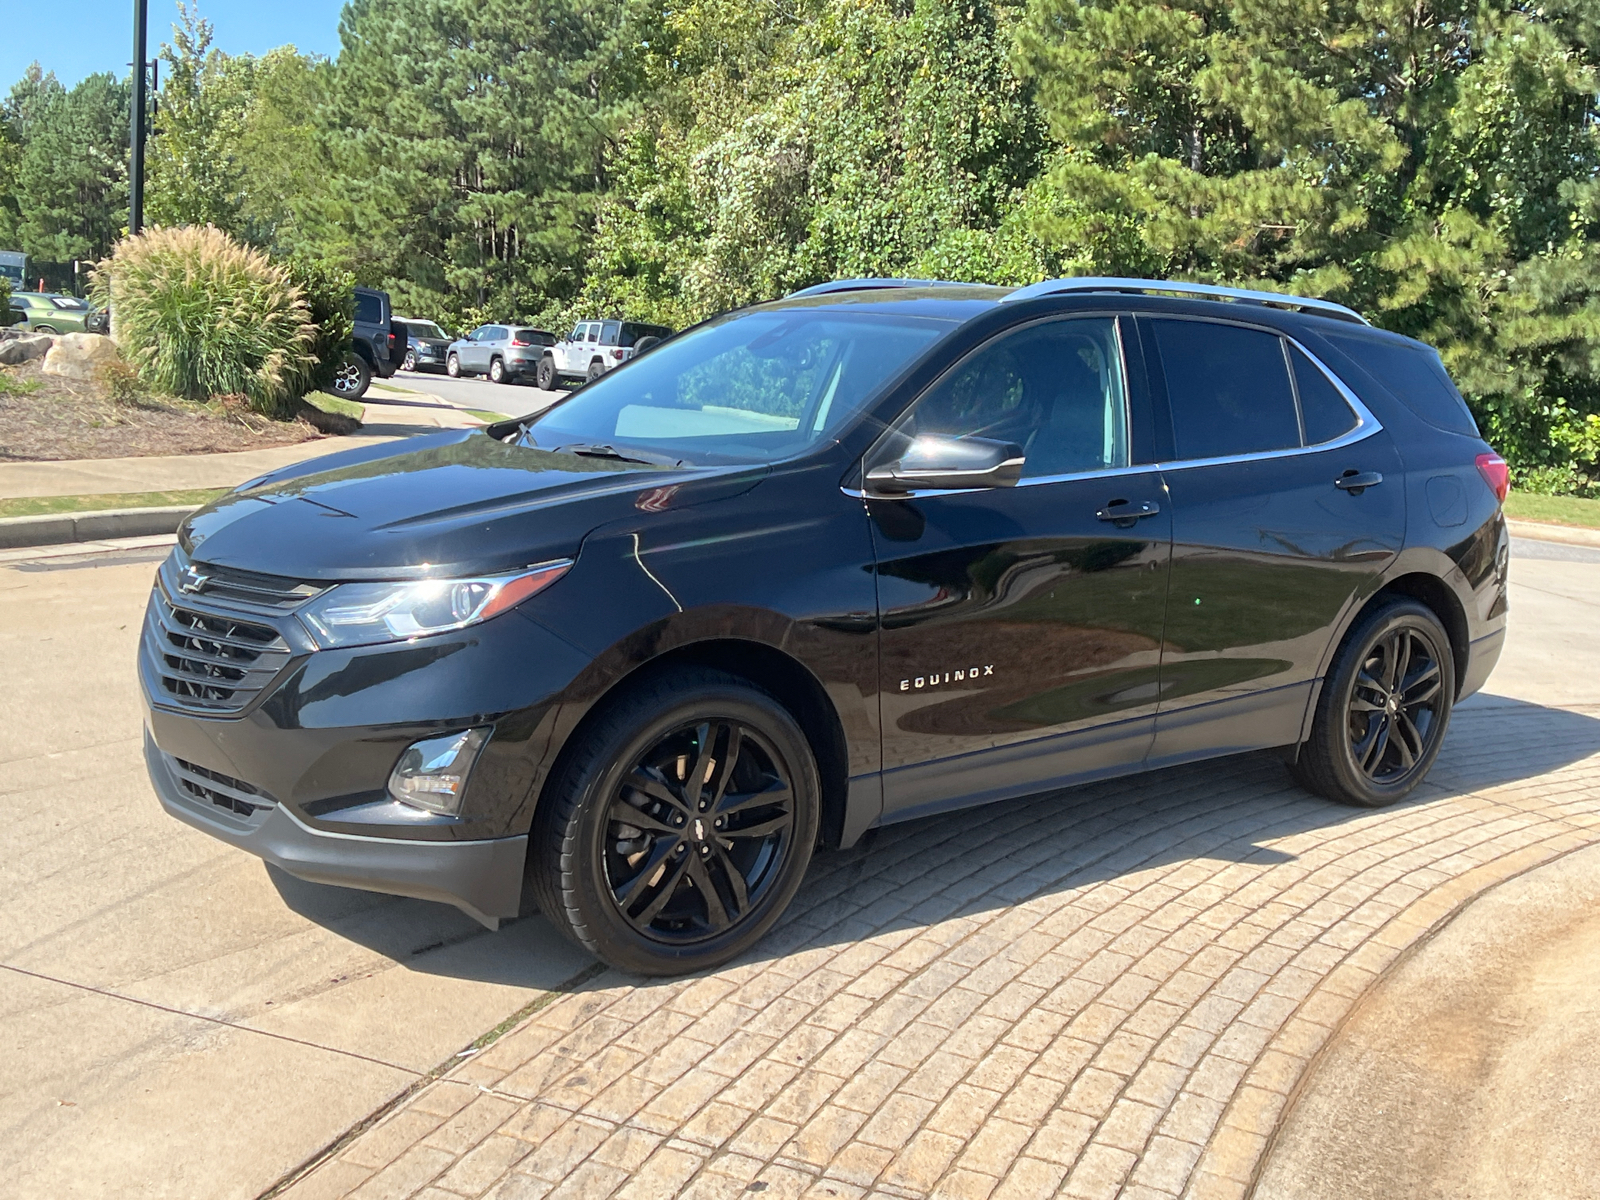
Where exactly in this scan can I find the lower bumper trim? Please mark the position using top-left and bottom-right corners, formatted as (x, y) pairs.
(146, 732), (526, 929)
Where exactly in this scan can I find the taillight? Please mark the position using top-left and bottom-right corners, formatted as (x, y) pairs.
(1476, 452), (1509, 504)
(612, 348), (625, 359)
(512, 337), (532, 346)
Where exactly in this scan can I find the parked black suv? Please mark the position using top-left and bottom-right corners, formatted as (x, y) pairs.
(140, 277), (1509, 975)
(330, 286), (406, 399)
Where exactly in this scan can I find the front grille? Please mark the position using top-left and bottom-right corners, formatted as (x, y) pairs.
(168, 754), (275, 817)
(149, 590), (293, 713)
(181, 560), (326, 610)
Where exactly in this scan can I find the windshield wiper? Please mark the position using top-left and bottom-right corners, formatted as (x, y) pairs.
(550, 443), (685, 467)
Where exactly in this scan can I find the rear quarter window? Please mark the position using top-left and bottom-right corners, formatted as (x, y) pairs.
(354, 293), (383, 325)
(1322, 333), (1479, 437)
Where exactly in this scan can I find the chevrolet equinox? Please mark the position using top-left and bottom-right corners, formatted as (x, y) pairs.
(140, 278), (1510, 974)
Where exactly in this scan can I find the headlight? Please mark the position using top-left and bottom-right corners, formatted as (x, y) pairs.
(299, 559), (571, 648)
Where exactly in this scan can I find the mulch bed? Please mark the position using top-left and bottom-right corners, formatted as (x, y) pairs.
(0, 358), (341, 462)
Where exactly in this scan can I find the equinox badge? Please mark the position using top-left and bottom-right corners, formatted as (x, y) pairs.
(901, 665), (993, 691)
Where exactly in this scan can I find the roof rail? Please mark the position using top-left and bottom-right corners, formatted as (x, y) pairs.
(999, 276), (1368, 325)
(786, 278), (986, 298)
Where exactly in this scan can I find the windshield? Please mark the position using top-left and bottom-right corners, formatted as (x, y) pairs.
(405, 321), (447, 339)
(51, 296), (88, 310)
(524, 309), (949, 465)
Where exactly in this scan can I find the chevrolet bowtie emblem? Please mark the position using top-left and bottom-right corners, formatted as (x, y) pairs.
(178, 566), (210, 594)
(693, 818), (706, 841)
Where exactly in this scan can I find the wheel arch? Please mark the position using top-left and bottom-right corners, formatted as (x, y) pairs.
(1372, 572), (1470, 697)
(531, 636), (852, 853)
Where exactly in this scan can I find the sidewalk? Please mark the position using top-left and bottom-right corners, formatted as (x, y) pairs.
(0, 385), (481, 501)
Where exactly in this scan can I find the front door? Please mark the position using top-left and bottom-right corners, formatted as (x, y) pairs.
(869, 314), (1172, 822)
(1139, 316), (1407, 762)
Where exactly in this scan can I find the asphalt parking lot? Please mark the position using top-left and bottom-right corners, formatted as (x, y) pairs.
(1, 537), (1596, 1200)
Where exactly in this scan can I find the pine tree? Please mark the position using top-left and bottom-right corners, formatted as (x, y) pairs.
(13, 72), (130, 264)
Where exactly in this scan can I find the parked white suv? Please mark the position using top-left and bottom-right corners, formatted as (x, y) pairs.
(535, 319), (672, 389)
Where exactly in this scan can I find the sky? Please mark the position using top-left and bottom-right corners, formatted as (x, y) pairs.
(1, 0), (347, 92)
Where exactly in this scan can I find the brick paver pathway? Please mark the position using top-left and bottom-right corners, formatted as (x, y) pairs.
(277, 698), (1600, 1200)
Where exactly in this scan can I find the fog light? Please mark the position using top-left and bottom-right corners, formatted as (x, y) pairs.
(388, 729), (489, 815)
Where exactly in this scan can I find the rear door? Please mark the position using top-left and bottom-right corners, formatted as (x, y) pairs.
(870, 313), (1173, 822)
(1140, 316), (1406, 762)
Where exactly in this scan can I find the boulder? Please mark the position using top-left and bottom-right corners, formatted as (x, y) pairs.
(0, 332), (54, 366)
(41, 332), (120, 381)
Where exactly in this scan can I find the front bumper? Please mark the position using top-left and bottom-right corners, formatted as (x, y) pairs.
(146, 730), (526, 928)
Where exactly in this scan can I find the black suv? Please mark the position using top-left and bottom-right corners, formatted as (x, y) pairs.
(139, 277), (1509, 975)
(330, 286), (406, 399)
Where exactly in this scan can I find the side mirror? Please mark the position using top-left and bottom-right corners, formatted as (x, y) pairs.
(866, 434), (1025, 494)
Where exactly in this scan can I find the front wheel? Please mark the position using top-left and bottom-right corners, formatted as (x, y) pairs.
(1291, 598), (1455, 807)
(330, 355), (372, 400)
(530, 669), (820, 975)
(446, 352), (461, 378)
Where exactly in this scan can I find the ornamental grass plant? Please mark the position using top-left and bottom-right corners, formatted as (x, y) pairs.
(94, 225), (317, 417)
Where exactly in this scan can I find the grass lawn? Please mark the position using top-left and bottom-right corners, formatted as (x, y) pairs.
(306, 392), (365, 421)
(0, 488), (229, 520)
(466, 409), (513, 423)
(1504, 491), (1600, 529)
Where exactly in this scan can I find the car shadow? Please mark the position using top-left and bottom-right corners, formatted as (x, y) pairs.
(267, 694), (1600, 989)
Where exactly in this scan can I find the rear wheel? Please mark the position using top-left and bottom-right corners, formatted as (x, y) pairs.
(403, 348), (417, 371)
(446, 352), (461, 378)
(536, 356), (557, 390)
(330, 355), (372, 400)
(490, 356), (506, 384)
(530, 669), (820, 975)
(1292, 599), (1455, 807)
(586, 359), (605, 382)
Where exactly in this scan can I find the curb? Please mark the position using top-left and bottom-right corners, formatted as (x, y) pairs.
(1506, 517), (1600, 548)
(0, 505), (194, 550)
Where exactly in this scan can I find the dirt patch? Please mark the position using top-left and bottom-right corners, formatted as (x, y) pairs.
(0, 358), (332, 462)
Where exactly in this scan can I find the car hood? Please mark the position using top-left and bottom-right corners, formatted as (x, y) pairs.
(411, 337), (451, 350)
(181, 430), (765, 580)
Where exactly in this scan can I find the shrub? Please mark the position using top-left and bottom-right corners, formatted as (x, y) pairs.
(282, 256), (354, 397)
(93, 225), (316, 417)
(98, 353), (146, 405)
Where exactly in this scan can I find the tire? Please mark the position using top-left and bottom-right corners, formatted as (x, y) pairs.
(530, 668), (820, 975)
(586, 359), (606, 382)
(537, 356), (557, 390)
(446, 352), (462, 378)
(490, 357), (507, 384)
(1291, 598), (1456, 807)
(330, 355), (372, 400)
(633, 336), (660, 354)
(35, 324), (58, 335)
(403, 348), (417, 371)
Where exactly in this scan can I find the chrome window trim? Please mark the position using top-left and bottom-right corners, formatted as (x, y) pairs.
(843, 331), (1380, 499)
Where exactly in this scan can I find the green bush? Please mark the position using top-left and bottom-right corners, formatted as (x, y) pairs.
(93, 225), (316, 416)
(281, 256), (353, 397)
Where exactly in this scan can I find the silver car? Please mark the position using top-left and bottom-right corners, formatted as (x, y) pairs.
(446, 325), (557, 384)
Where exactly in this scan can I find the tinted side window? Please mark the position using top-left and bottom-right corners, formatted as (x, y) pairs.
(1152, 319), (1299, 459)
(1291, 346), (1359, 444)
(354, 293), (383, 325)
(600, 321), (621, 346)
(1323, 333), (1478, 436)
(897, 317), (1129, 479)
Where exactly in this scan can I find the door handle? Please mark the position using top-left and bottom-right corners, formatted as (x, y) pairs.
(1334, 471), (1383, 494)
(1096, 499), (1161, 527)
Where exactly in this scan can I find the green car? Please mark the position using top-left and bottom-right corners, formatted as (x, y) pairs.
(8, 291), (108, 334)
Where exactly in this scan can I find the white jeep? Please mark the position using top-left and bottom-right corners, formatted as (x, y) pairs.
(536, 319), (672, 389)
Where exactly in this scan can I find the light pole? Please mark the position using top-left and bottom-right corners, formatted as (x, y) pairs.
(130, 0), (148, 234)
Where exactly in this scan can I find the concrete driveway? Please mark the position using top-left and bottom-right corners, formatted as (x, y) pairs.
(1, 536), (1596, 1200)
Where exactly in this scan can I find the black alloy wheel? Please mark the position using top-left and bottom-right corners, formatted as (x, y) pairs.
(446, 352), (461, 378)
(1291, 598), (1455, 807)
(490, 356), (506, 384)
(531, 668), (820, 975)
(536, 356), (556, 390)
(403, 348), (417, 371)
(330, 355), (372, 400)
